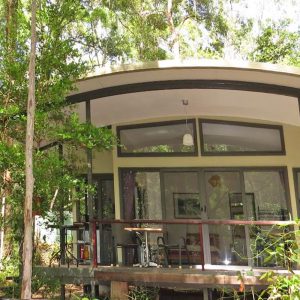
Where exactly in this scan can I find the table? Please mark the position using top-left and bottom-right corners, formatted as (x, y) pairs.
(124, 227), (163, 267)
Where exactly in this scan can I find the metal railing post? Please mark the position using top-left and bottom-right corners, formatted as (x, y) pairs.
(92, 220), (97, 267)
(198, 224), (205, 271)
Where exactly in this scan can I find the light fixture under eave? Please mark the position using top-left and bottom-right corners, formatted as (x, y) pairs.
(182, 99), (194, 147)
(183, 132), (194, 146)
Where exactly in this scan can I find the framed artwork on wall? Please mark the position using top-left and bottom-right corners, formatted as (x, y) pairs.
(173, 193), (201, 218)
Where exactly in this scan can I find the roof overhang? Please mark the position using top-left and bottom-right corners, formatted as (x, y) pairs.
(68, 60), (300, 126)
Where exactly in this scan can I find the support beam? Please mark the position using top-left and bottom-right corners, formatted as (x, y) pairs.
(95, 268), (268, 286)
(110, 281), (128, 300)
(86, 100), (95, 298)
(61, 284), (65, 300)
(59, 144), (66, 265)
(86, 100), (94, 263)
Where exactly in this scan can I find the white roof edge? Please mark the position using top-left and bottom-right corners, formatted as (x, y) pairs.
(81, 59), (300, 81)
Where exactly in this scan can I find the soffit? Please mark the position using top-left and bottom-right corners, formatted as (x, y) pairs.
(69, 60), (300, 126)
(89, 89), (298, 126)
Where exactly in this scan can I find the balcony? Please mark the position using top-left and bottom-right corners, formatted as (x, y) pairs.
(54, 218), (295, 271)
(33, 218), (297, 300)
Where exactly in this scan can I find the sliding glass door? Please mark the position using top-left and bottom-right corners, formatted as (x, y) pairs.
(120, 167), (290, 267)
(162, 171), (203, 265)
(204, 171), (247, 265)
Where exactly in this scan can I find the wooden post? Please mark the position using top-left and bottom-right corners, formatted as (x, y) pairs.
(61, 284), (66, 300)
(58, 144), (66, 265)
(60, 227), (66, 265)
(111, 281), (128, 300)
(86, 100), (94, 263)
(86, 100), (95, 297)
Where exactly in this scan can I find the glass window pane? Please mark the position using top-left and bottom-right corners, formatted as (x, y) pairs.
(121, 170), (162, 220)
(163, 172), (201, 220)
(205, 172), (242, 220)
(101, 180), (115, 219)
(245, 171), (289, 268)
(201, 121), (284, 154)
(205, 172), (247, 266)
(121, 170), (162, 247)
(163, 172), (202, 266)
(118, 120), (196, 155)
(244, 171), (288, 220)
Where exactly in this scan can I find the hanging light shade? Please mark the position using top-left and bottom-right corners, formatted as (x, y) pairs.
(183, 133), (194, 146)
(182, 99), (194, 146)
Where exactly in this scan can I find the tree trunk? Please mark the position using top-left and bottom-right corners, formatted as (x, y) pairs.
(21, 0), (37, 298)
(166, 0), (180, 59)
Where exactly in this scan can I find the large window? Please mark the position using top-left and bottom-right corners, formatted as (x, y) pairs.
(117, 120), (197, 156)
(120, 168), (290, 222)
(199, 120), (285, 155)
(120, 167), (290, 268)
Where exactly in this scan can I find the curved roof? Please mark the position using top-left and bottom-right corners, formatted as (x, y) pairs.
(69, 60), (300, 126)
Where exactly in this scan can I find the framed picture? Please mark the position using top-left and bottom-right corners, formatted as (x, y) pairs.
(173, 193), (201, 218)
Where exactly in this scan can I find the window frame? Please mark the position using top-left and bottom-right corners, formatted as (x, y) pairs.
(117, 119), (198, 157)
(199, 119), (286, 156)
(293, 168), (300, 219)
(119, 166), (291, 221)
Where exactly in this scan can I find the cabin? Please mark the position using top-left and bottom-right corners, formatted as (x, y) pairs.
(37, 60), (300, 299)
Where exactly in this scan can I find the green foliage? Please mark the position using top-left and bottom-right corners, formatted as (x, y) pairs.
(243, 223), (300, 299)
(55, 114), (118, 150)
(250, 21), (300, 66)
(128, 286), (159, 300)
(249, 224), (298, 270)
(256, 224), (300, 299)
(77, 0), (229, 65)
(0, 1), (118, 296)
(0, 244), (21, 298)
(31, 273), (60, 299)
(259, 271), (300, 299)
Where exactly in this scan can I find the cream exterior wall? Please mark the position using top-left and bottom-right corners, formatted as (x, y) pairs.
(73, 59), (300, 93)
(92, 150), (113, 173)
(91, 119), (300, 221)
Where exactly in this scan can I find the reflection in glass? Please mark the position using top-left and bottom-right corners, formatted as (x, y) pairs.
(119, 120), (196, 154)
(201, 121), (283, 154)
(100, 179), (115, 219)
(244, 171), (288, 220)
(94, 177), (115, 265)
(205, 172), (247, 265)
(121, 170), (162, 220)
(245, 170), (289, 267)
(163, 172), (201, 265)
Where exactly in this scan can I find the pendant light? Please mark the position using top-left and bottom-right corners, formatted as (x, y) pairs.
(182, 99), (194, 146)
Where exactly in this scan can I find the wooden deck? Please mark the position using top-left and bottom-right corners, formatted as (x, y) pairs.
(34, 265), (271, 288)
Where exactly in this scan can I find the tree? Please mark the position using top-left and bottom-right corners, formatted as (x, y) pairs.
(1, 0), (300, 297)
(0, 0), (117, 297)
(21, 0), (37, 297)
(78, 0), (229, 68)
(250, 21), (300, 66)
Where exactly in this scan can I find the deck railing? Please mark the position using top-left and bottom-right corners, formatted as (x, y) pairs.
(80, 219), (295, 270)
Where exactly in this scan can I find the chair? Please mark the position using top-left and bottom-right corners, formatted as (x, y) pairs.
(157, 236), (190, 267)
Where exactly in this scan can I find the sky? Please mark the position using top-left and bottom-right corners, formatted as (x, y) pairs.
(221, 0), (300, 60)
(228, 0), (300, 31)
